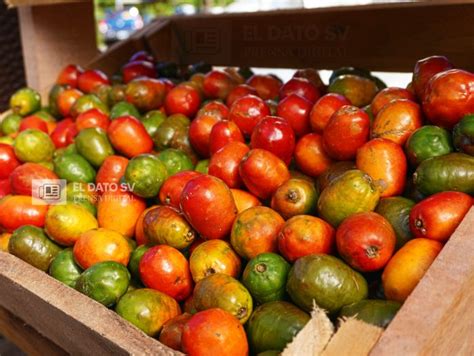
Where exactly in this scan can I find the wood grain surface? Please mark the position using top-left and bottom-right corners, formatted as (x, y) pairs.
(0, 251), (181, 355)
(371, 207), (474, 355)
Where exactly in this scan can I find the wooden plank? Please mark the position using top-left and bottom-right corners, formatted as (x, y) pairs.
(18, 1), (98, 99)
(6, 0), (87, 7)
(282, 306), (334, 356)
(85, 18), (173, 76)
(0, 306), (67, 356)
(0, 251), (180, 355)
(370, 207), (474, 355)
(322, 319), (383, 356)
(142, 2), (474, 72)
(87, 37), (146, 77)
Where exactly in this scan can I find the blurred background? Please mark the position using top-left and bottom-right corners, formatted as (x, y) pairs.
(94, 0), (410, 49)
(0, 0), (413, 110)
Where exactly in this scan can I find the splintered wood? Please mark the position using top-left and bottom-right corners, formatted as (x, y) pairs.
(0, 306), (66, 356)
(282, 304), (334, 356)
(370, 207), (474, 355)
(0, 251), (180, 355)
(322, 319), (383, 356)
(283, 307), (383, 356)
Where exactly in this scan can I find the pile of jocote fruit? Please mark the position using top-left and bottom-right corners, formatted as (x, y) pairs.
(0, 53), (473, 355)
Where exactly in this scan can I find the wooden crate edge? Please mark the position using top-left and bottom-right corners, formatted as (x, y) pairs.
(87, 2), (474, 72)
(370, 206), (474, 355)
(0, 251), (181, 355)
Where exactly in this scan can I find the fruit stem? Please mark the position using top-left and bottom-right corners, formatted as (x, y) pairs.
(365, 245), (379, 259)
(286, 189), (299, 203)
(237, 307), (247, 319)
(255, 263), (267, 273)
(415, 218), (427, 235)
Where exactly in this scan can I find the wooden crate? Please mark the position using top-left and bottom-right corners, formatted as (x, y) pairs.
(9, 0), (97, 98)
(1, 1), (474, 355)
(0, 208), (472, 355)
(88, 1), (474, 75)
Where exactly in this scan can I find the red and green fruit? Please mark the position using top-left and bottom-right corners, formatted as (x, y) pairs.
(323, 105), (370, 160)
(128, 245), (150, 281)
(209, 120), (245, 155)
(250, 116), (296, 165)
(189, 239), (241, 282)
(375, 197), (415, 249)
(14, 129), (55, 163)
(318, 170), (380, 227)
(10, 88), (41, 116)
(310, 93), (350, 133)
(180, 175), (237, 240)
(336, 212), (396, 272)
(45, 203), (98, 246)
(124, 154), (168, 198)
(423, 69), (474, 129)
(159, 313), (192, 352)
(230, 95), (270, 137)
(453, 114), (474, 155)
(371, 99), (423, 145)
(246, 301), (310, 353)
(278, 215), (335, 262)
(328, 75), (378, 107)
(8, 225), (62, 271)
(270, 178), (318, 219)
(158, 148), (193, 176)
(158, 170), (201, 209)
(75, 261), (130, 307)
(125, 78), (165, 113)
(356, 138), (407, 197)
(143, 206), (195, 250)
(405, 125), (453, 166)
(193, 273), (253, 324)
(409, 191), (472, 242)
(413, 153), (474, 195)
(0, 195), (48, 232)
(49, 248), (83, 287)
(412, 55), (453, 99)
(115, 288), (181, 337)
(242, 252), (290, 305)
(286, 254), (368, 313)
(276, 94), (312, 137)
(182, 308), (248, 356)
(75, 127), (114, 167)
(239, 149), (290, 200)
(339, 299), (401, 328)
(208, 141), (249, 188)
(230, 206), (284, 259)
(54, 153), (96, 183)
(139, 245), (193, 301)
